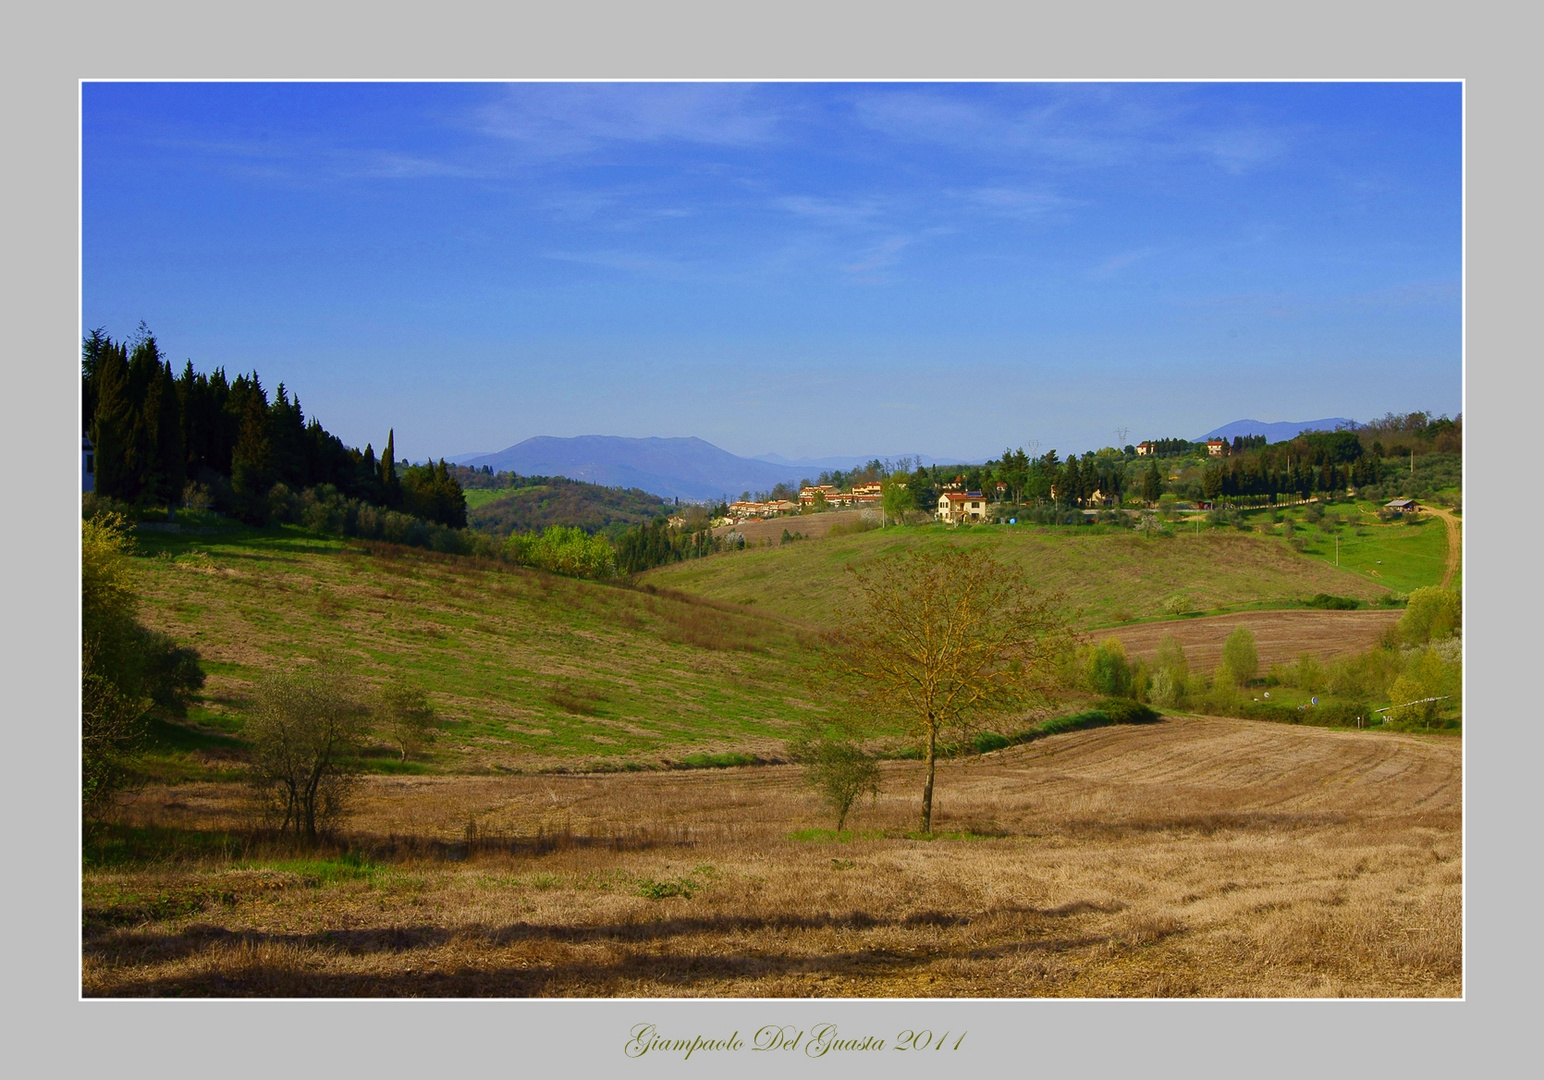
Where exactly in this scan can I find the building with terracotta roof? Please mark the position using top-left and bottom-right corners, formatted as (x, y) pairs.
(937, 490), (987, 524)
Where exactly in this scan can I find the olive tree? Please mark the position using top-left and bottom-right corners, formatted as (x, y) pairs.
(245, 670), (370, 838)
(832, 546), (1073, 833)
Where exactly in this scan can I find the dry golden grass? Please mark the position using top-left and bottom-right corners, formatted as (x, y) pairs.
(83, 717), (1459, 998)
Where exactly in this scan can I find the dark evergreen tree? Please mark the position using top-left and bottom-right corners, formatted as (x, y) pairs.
(380, 429), (401, 508)
(89, 339), (134, 500)
(1142, 460), (1162, 504)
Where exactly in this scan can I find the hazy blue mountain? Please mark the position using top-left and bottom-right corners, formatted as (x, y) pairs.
(753, 451), (958, 471)
(1200, 418), (1356, 444)
(456, 435), (815, 502)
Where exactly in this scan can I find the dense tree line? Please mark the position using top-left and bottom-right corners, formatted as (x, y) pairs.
(1199, 430), (1385, 501)
(613, 516), (735, 574)
(83, 326), (464, 527)
(1140, 437), (1201, 457)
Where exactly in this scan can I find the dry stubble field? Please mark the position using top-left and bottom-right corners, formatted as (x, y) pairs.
(84, 716), (1460, 998)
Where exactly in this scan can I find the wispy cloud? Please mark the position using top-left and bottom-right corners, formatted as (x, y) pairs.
(1090, 246), (1160, 278)
(474, 83), (781, 156)
(958, 186), (1080, 218)
(773, 194), (884, 227)
(849, 85), (1295, 175)
(540, 248), (689, 276)
(842, 236), (914, 274)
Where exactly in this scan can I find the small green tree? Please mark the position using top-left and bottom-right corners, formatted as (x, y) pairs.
(378, 679), (438, 762)
(880, 473), (911, 526)
(787, 722), (880, 832)
(1400, 586), (1461, 645)
(1085, 637), (1132, 697)
(1150, 634), (1189, 708)
(1157, 493), (1179, 521)
(1216, 626), (1259, 688)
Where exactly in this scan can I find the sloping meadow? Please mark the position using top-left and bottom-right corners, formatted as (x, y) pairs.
(130, 524), (833, 770)
(641, 524), (1391, 629)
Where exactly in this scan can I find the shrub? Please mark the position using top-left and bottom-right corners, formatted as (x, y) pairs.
(1399, 586), (1461, 644)
(506, 525), (616, 579)
(81, 512), (205, 817)
(787, 723), (880, 832)
(1085, 637), (1132, 697)
(1386, 647), (1461, 727)
(1306, 593), (1360, 610)
(1095, 698), (1160, 723)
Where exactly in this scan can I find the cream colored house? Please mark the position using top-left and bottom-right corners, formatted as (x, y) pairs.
(937, 490), (987, 524)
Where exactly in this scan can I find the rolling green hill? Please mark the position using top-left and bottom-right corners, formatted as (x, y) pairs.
(467, 477), (673, 538)
(128, 523), (829, 774)
(640, 521), (1395, 629)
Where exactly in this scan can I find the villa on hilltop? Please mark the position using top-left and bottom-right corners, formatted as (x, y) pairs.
(937, 490), (987, 524)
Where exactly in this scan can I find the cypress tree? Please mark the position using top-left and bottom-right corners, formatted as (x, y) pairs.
(380, 429), (400, 508)
(1142, 460), (1162, 504)
(230, 375), (275, 518)
(151, 361), (186, 505)
(90, 341), (133, 500)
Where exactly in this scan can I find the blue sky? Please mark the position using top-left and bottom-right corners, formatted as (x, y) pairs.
(82, 81), (1461, 464)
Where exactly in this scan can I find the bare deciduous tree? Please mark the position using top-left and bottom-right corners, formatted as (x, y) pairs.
(831, 546), (1073, 833)
(245, 670), (369, 839)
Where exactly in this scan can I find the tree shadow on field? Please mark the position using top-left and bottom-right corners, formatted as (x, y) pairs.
(84, 903), (1121, 997)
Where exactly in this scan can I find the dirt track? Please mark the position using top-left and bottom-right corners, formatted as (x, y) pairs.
(1106, 609), (1402, 669)
(1427, 507), (1462, 588)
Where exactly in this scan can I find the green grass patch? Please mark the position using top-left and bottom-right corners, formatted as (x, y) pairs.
(254, 851), (381, 885)
(675, 752), (760, 769)
(83, 823), (248, 869)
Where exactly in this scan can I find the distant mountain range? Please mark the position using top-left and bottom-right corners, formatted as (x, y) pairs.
(752, 451), (956, 471)
(449, 423), (1357, 502)
(1198, 418), (1356, 444)
(453, 436), (816, 502)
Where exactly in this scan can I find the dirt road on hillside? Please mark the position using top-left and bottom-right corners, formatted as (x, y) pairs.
(1425, 507), (1462, 589)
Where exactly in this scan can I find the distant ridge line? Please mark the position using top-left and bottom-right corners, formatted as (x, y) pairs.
(1198, 418), (1357, 444)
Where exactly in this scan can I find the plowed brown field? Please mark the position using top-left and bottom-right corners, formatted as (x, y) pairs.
(84, 717), (1460, 998)
(1106, 609), (1402, 669)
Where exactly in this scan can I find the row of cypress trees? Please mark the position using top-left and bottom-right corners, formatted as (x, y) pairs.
(82, 326), (464, 527)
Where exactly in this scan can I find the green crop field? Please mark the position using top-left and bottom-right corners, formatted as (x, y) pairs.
(128, 523), (833, 774)
(641, 521), (1392, 629)
(462, 485), (537, 511)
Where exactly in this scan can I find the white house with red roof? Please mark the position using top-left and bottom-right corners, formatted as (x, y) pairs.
(937, 490), (987, 524)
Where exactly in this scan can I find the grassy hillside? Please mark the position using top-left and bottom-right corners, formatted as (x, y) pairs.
(641, 521), (1394, 629)
(128, 523), (830, 773)
(467, 478), (672, 538)
(1232, 502), (1458, 593)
